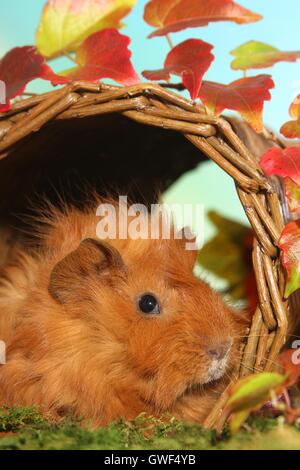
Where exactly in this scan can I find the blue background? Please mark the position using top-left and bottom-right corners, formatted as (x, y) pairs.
(1, 1), (299, 286)
(1, 0), (300, 132)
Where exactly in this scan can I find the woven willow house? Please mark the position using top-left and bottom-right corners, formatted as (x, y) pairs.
(0, 81), (298, 427)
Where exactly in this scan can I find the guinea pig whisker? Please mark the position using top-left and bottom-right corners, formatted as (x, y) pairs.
(236, 353), (283, 373)
(203, 387), (221, 396)
(205, 386), (224, 396)
(191, 381), (222, 397)
(241, 351), (282, 369)
(238, 362), (263, 374)
(233, 334), (264, 339)
(233, 333), (300, 341)
(224, 369), (237, 384)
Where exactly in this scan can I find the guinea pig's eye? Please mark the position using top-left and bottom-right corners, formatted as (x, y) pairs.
(138, 293), (161, 315)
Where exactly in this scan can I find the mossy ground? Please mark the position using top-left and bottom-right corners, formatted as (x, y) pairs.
(0, 406), (300, 450)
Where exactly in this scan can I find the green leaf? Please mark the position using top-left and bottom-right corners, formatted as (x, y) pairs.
(36, 0), (137, 59)
(231, 41), (300, 71)
(197, 211), (250, 301)
(285, 264), (300, 298)
(229, 409), (250, 434)
(227, 372), (287, 412)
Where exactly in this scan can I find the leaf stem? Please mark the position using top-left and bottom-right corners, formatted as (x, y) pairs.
(243, 70), (248, 78)
(166, 34), (174, 50)
(159, 82), (186, 91)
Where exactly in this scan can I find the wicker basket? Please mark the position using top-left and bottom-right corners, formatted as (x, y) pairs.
(0, 81), (295, 428)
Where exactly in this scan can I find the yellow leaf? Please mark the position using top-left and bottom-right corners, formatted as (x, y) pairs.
(36, 0), (136, 58)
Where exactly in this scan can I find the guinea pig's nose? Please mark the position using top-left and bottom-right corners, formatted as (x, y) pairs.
(207, 339), (232, 360)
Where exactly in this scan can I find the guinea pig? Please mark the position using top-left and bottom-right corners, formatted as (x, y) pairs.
(0, 199), (247, 426)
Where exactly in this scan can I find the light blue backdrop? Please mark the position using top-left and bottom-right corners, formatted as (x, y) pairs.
(1, 0), (300, 132)
(1, 1), (299, 265)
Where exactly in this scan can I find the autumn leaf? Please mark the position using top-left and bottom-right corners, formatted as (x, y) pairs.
(261, 136), (300, 299)
(198, 75), (274, 132)
(260, 147), (300, 186)
(281, 95), (300, 139)
(285, 178), (300, 216)
(279, 220), (300, 298)
(0, 46), (57, 112)
(45, 29), (139, 86)
(197, 211), (256, 311)
(36, 0), (136, 58)
(289, 95), (300, 120)
(142, 39), (214, 100)
(231, 41), (300, 71)
(223, 349), (300, 433)
(223, 372), (287, 433)
(281, 121), (300, 139)
(144, 0), (262, 38)
(227, 373), (287, 412)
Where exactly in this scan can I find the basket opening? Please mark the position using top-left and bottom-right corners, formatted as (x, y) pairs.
(0, 113), (206, 227)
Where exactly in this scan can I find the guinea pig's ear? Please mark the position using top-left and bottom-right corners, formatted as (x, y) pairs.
(176, 227), (198, 270)
(48, 238), (125, 303)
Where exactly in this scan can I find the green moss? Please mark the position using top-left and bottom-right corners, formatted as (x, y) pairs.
(0, 406), (300, 450)
(0, 405), (48, 432)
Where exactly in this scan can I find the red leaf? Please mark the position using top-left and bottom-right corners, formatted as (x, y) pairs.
(284, 177), (300, 216)
(279, 349), (300, 388)
(260, 147), (300, 186)
(198, 75), (274, 132)
(48, 29), (139, 86)
(144, 0), (262, 38)
(279, 220), (300, 298)
(142, 39), (214, 100)
(280, 95), (300, 139)
(0, 46), (56, 111)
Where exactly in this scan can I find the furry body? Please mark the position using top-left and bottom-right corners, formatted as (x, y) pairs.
(0, 202), (245, 425)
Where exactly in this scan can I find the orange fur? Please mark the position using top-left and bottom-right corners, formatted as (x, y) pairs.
(0, 200), (247, 426)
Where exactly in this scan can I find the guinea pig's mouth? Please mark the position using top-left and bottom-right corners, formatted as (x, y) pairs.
(203, 338), (234, 384)
(188, 354), (231, 392)
(206, 356), (230, 383)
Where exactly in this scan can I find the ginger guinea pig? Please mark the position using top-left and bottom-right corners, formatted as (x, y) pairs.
(0, 201), (247, 426)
